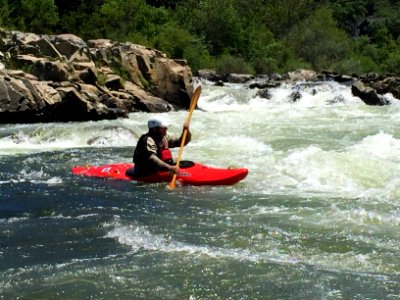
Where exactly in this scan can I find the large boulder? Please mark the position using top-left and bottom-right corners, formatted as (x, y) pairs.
(51, 34), (87, 59)
(0, 70), (127, 123)
(153, 58), (193, 109)
(0, 29), (194, 123)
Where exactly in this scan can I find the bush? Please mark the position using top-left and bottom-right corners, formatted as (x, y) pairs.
(384, 50), (400, 75)
(11, 0), (59, 33)
(183, 38), (216, 73)
(286, 6), (351, 71)
(216, 55), (254, 75)
(334, 55), (380, 75)
(0, 0), (10, 27)
(152, 21), (193, 58)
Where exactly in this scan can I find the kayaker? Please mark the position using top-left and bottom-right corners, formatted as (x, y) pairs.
(129, 116), (191, 177)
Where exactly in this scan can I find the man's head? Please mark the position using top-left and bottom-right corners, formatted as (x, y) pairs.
(148, 116), (170, 136)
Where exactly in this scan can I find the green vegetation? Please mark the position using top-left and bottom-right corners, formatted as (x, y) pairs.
(2, 0), (400, 75)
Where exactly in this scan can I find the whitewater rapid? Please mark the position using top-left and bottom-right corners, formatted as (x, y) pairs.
(2, 79), (400, 201)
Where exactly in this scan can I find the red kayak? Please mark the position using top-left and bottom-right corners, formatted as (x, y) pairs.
(71, 161), (248, 186)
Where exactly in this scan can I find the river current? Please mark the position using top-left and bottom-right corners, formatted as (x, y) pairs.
(1, 79), (400, 299)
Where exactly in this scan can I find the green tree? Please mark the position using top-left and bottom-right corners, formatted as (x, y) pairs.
(330, 0), (368, 36)
(242, 23), (284, 73)
(97, 0), (170, 44)
(0, 0), (10, 27)
(183, 37), (215, 72)
(54, 0), (104, 37)
(264, 0), (316, 39)
(17, 0), (59, 33)
(384, 47), (400, 74)
(153, 21), (193, 58)
(286, 6), (350, 70)
(217, 54), (254, 75)
(180, 0), (244, 56)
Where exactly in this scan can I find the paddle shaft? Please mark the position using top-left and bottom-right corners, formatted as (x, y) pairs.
(169, 86), (202, 189)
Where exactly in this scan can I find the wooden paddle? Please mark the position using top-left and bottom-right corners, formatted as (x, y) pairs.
(168, 86), (202, 189)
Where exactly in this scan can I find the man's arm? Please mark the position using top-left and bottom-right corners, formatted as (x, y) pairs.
(168, 122), (191, 148)
(147, 138), (179, 173)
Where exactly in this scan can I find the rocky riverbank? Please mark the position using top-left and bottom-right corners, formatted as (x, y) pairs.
(0, 29), (193, 123)
(1, 29), (399, 124)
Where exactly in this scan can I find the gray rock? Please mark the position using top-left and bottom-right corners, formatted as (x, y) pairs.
(0, 29), (194, 123)
(351, 81), (390, 106)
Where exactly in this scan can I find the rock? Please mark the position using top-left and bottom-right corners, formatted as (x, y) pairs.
(197, 69), (219, 81)
(288, 69), (317, 82)
(53, 86), (125, 121)
(154, 57), (193, 109)
(369, 76), (400, 99)
(70, 48), (92, 64)
(105, 74), (124, 91)
(42, 61), (76, 82)
(289, 90), (302, 102)
(224, 73), (254, 84)
(248, 75), (281, 89)
(320, 71), (357, 84)
(51, 34), (86, 58)
(326, 95), (345, 104)
(351, 81), (390, 106)
(123, 81), (172, 112)
(134, 95), (173, 112)
(0, 29), (194, 123)
(0, 71), (126, 123)
(0, 73), (43, 123)
(8, 70), (38, 81)
(255, 88), (272, 99)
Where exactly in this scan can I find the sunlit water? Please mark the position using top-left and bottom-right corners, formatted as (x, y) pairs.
(1, 79), (400, 299)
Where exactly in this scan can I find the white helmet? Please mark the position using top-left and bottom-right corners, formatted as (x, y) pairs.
(148, 116), (171, 129)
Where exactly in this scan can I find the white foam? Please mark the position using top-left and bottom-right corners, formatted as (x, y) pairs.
(0, 121), (139, 154)
(2, 168), (63, 186)
(349, 132), (400, 160)
(106, 222), (396, 274)
(106, 223), (295, 265)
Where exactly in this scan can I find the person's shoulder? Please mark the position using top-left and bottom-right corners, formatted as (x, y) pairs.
(146, 135), (157, 144)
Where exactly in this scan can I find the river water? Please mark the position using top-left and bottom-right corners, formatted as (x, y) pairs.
(1, 79), (400, 299)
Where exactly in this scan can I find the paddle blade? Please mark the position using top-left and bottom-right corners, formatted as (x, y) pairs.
(169, 174), (178, 189)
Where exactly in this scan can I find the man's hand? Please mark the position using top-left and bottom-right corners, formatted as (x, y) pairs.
(168, 165), (179, 174)
(183, 121), (189, 130)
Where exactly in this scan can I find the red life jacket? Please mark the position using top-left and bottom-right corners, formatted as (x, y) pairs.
(160, 148), (173, 163)
(158, 136), (173, 164)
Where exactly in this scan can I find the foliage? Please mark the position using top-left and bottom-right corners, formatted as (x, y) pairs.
(216, 54), (254, 75)
(384, 49), (400, 75)
(334, 55), (380, 75)
(242, 23), (284, 73)
(3, 0), (400, 75)
(264, 0), (317, 39)
(152, 21), (193, 58)
(286, 6), (351, 71)
(183, 40), (216, 73)
(10, 0), (59, 33)
(0, 0), (10, 27)
(329, 0), (368, 35)
(178, 0), (245, 56)
(110, 57), (132, 82)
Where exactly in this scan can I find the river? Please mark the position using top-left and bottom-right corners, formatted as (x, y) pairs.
(1, 79), (400, 299)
